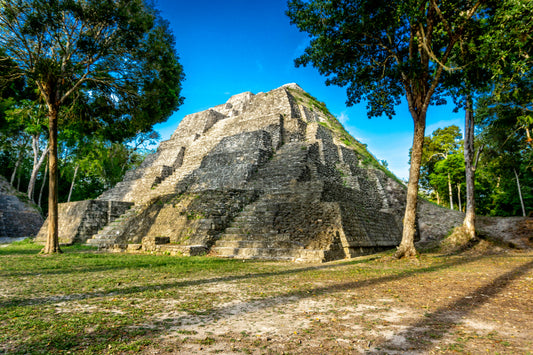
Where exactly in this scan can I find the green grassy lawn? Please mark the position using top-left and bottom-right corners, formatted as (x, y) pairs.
(2, 240), (352, 354)
(1, 239), (532, 354)
(1, 240), (262, 354)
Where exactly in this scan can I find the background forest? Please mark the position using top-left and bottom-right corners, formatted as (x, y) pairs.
(420, 121), (532, 217)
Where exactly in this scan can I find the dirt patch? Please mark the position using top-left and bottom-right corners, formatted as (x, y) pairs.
(136, 251), (533, 354)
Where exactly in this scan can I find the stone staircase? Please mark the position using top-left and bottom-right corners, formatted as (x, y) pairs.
(211, 142), (327, 262)
(98, 165), (174, 202)
(85, 204), (142, 248)
(147, 158), (203, 197)
(211, 200), (326, 262)
(250, 142), (311, 188)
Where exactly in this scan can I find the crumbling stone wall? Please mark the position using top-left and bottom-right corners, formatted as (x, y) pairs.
(35, 200), (133, 245)
(0, 175), (43, 240)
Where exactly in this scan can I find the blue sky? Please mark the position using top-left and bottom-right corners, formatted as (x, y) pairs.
(152, 0), (465, 180)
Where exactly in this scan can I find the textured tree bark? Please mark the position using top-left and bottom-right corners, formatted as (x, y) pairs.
(514, 168), (526, 217)
(67, 164), (79, 203)
(38, 158), (48, 209)
(16, 170), (21, 191)
(42, 104), (62, 254)
(457, 183), (462, 212)
(463, 97), (476, 238)
(448, 172), (454, 210)
(27, 134), (49, 201)
(10, 153), (22, 186)
(395, 114), (426, 258)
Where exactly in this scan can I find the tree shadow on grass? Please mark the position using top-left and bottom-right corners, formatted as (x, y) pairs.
(2, 254), (525, 314)
(0, 247), (41, 256)
(0, 244), (96, 257)
(3, 317), (158, 354)
(0, 255), (380, 307)
(2, 254), (486, 312)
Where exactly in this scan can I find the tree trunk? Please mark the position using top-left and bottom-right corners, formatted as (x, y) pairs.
(514, 168), (526, 217)
(447, 172), (454, 210)
(38, 156), (48, 210)
(463, 97), (476, 238)
(457, 183), (462, 212)
(436, 190), (440, 205)
(67, 164), (79, 203)
(27, 134), (49, 201)
(17, 171), (22, 191)
(395, 114), (426, 258)
(10, 152), (22, 186)
(42, 104), (62, 254)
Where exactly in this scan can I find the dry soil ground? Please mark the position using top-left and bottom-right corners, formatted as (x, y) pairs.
(143, 248), (533, 354)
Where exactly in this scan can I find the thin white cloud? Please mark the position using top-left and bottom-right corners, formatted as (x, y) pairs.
(337, 111), (349, 124)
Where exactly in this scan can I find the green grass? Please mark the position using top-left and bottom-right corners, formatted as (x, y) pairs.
(0, 241), (400, 353)
(1, 240), (529, 354)
(0, 241), (274, 354)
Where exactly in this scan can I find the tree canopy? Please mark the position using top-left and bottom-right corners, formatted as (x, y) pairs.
(0, 0), (185, 253)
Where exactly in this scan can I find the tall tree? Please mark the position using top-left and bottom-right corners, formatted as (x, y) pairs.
(287, 0), (488, 257)
(444, 0), (531, 238)
(477, 76), (533, 216)
(0, 0), (184, 253)
(430, 151), (465, 209)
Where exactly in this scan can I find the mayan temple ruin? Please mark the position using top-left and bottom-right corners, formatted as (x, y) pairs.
(36, 84), (463, 262)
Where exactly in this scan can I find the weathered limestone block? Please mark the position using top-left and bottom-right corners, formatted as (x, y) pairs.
(0, 175), (43, 240)
(36, 200), (133, 245)
(141, 236), (170, 250)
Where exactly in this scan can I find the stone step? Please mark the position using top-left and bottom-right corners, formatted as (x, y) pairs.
(233, 207), (278, 216)
(211, 246), (296, 260)
(224, 226), (278, 235)
(230, 215), (275, 224)
(86, 237), (116, 245)
(211, 246), (324, 262)
(218, 233), (292, 242)
(85, 204), (141, 247)
(214, 239), (303, 249)
(92, 231), (121, 239)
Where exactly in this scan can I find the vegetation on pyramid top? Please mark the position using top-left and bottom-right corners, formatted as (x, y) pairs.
(286, 86), (402, 183)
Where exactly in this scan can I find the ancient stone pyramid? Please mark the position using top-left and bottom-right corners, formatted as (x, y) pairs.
(40, 84), (414, 262)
